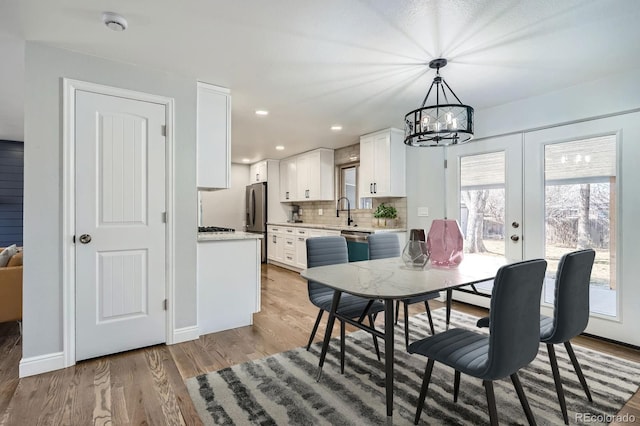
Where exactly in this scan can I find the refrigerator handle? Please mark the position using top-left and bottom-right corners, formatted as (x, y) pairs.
(252, 189), (256, 227)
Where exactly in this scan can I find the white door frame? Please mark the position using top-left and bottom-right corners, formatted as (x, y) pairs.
(62, 79), (176, 367)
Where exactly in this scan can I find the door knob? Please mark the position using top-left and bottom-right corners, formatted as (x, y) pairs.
(510, 235), (520, 242)
(512, 221), (520, 228)
(79, 234), (92, 244)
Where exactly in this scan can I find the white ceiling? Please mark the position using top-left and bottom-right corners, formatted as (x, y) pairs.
(1, 0), (640, 162)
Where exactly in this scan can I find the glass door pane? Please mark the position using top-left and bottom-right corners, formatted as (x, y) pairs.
(543, 136), (617, 316)
(460, 151), (506, 258)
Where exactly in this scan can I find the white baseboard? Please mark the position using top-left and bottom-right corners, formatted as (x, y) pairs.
(19, 352), (66, 378)
(172, 325), (200, 344)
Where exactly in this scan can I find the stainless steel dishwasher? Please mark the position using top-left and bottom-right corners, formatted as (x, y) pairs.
(340, 230), (372, 261)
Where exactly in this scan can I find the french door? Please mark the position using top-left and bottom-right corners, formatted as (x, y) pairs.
(523, 113), (640, 345)
(447, 113), (640, 345)
(446, 134), (523, 308)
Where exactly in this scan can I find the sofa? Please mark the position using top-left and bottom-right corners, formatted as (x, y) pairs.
(0, 248), (22, 323)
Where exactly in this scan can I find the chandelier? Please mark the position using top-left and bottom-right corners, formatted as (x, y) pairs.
(404, 58), (474, 147)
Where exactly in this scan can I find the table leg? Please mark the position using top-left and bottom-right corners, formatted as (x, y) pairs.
(446, 289), (453, 330)
(384, 299), (395, 417)
(317, 290), (342, 381)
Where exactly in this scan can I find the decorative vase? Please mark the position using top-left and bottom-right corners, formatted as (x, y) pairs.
(426, 219), (464, 268)
(402, 229), (430, 269)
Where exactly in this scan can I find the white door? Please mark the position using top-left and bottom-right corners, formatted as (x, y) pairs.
(523, 113), (640, 345)
(446, 134), (524, 307)
(75, 90), (167, 361)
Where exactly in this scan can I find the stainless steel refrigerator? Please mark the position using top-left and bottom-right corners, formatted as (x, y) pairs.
(246, 182), (267, 262)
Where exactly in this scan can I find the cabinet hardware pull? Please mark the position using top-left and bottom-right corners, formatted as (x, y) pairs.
(370, 183), (373, 194)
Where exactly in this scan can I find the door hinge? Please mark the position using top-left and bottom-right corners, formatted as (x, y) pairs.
(163, 299), (168, 310)
(161, 125), (167, 136)
(444, 159), (448, 169)
(162, 212), (167, 223)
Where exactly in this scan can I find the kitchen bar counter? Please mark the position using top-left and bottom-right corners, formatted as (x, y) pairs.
(266, 222), (405, 233)
(197, 233), (261, 336)
(197, 231), (264, 242)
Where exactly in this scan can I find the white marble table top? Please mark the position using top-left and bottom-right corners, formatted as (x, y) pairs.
(301, 254), (507, 299)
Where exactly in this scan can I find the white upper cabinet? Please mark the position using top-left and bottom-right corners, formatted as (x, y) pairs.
(250, 160), (268, 183)
(283, 148), (335, 201)
(197, 82), (231, 189)
(359, 128), (406, 198)
(280, 148), (334, 202)
(279, 157), (297, 201)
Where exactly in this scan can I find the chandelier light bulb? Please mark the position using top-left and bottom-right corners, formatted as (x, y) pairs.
(421, 115), (430, 131)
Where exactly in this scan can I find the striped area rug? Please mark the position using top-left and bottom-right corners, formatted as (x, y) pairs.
(186, 309), (639, 425)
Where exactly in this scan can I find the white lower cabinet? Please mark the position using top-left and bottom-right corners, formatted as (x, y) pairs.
(267, 225), (341, 270)
(295, 228), (309, 269)
(267, 232), (283, 263)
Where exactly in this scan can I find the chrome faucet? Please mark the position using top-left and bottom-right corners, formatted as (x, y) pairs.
(336, 197), (354, 226)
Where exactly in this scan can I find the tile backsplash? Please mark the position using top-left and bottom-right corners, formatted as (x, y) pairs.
(292, 197), (407, 229)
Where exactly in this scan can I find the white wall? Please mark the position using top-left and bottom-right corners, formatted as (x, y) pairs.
(405, 146), (446, 234)
(474, 69), (640, 139)
(23, 42), (198, 359)
(200, 164), (250, 230)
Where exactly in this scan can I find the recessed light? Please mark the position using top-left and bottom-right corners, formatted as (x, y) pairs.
(242, 158), (251, 163)
(255, 110), (269, 116)
(331, 125), (343, 131)
(275, 145), (285, 151)
(102, 12), (128, 32)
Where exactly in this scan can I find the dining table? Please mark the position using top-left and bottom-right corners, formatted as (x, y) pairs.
(300, 253), (506, 418)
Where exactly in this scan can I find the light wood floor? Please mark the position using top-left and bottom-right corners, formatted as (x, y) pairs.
(1, 264), (638, 425)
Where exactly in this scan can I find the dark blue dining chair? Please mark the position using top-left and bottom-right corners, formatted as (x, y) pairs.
(409, 259), (547, 425)
(368, 233), (440, 350)
(539, 249), (596, 424)
(476, 249), (596, 424)
(306, 236), (384, 373)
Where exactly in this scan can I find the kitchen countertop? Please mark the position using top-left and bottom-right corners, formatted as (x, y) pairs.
(198, 231), (264, 242)
(266, 222), (406, 233)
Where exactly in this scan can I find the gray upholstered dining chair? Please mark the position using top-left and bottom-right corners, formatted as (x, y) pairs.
(305, 236), (384, 373)
(476, 249), (596, 425)
(368, 232), (439, 350)
(409, 259), (547, 425)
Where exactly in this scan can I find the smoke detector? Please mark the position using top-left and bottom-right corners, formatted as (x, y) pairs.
(102, 12), (128, 32)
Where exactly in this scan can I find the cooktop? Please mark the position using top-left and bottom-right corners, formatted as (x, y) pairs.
(198, 226), (235, 233)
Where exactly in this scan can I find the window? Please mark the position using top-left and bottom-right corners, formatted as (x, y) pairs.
(339, 164), (357, 210)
